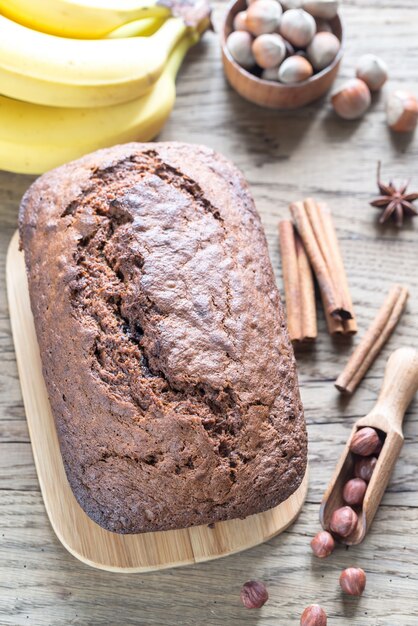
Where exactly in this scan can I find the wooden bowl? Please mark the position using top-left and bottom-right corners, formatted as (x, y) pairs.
(221, 0), (344, 109)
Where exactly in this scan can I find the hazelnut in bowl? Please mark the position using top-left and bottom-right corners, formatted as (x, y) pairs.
(221, 0), (344, 109)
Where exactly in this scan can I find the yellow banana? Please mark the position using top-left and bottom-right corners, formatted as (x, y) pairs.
(0, 14), (198, 108)
(106, 17), (167, 38)
(0, 32), (199, 175)
(0, 0), (174, 39)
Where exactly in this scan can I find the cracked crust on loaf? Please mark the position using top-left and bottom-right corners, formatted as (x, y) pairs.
(19, 142), (307, 534)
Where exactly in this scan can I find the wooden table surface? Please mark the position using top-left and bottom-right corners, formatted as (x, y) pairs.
(1, 1), (418, 624)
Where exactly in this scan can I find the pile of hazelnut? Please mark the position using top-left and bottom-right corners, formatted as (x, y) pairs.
(332, 54), (418, 131)
(324, 426), (384, 544)
(311, 426), (384, 557)
(297, 425), (385, 620)
(239, 428), (384, 620)
(226, 0), (341, 85)
(331, 55), (388, 120)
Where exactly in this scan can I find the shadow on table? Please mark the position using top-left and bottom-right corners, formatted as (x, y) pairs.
(321, 88), (385, 141)
(220, 83), (331, 160)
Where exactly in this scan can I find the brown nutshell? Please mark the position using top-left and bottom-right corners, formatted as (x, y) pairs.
(343, 478), (367, 506)
(310, 531), (335, 558)
(300, 604), (327, 626)
(329, 506), (358, 537)
(349, 427), (380, 456)
(339, 567), (366, 596)
(354, 456), (377, 483)
(240, 580), (269, 609)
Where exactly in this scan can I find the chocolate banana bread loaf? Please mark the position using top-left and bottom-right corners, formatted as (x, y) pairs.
(19, 142), (307, 534)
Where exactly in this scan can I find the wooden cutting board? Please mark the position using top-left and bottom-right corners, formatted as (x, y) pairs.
(6, 230), (308, 573)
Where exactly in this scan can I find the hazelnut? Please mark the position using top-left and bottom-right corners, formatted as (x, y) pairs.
(386, 90), (418, 133)
(342, 478), (367, 506)
(233, 11), (248, 31)
(310, 530), (335, 558)
(307, 31), (340, 70)
(329, 506), (358, 537)
(240, 580), (269, 609)
(246, 0), (282, 36)
(252, 33), (287, 68)
(331, 78), (371, 120)
(354, 455), (377, 483)
(279, 9), (316, 48)
(349, 427), (380, 456)
(226, 31), (255, 70)
(278, 55), (313, 83)
(300, 604), (327, 626)
(339, 567), (366, 596)
(356, 53), (388, 91)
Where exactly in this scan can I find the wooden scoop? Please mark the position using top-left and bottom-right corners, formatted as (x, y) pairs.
(320, 347), (418, 545)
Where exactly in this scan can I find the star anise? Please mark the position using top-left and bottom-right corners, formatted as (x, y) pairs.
(370, 161), (418, 227)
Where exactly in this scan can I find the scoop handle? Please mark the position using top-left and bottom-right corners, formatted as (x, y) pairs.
(367, 348), (418, 432)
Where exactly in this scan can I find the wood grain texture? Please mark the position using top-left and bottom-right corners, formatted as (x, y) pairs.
(1, 0), (418, 622)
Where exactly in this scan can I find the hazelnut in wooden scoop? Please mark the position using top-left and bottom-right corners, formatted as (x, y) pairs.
(246, 0), (282, 36)
(300, 604), (327, 626)
(307, 32), (340, 70)
(350, 426), (380, 456)
(240, 580), (269, 609)
(343, 478), (367, 506)
(227, 31), (255, 69)
(354, 456), (377, 483)
(279, 8), (316, 48)
(278, 55), (313, 83)
(329, 505), (358, 537)
(310, 530), (335, 558)
(252, 33), (287, 68)
(339, 567), (366, 596)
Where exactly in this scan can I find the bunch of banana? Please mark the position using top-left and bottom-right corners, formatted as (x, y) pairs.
(0, 0), (211, 174)
(0, 0), (183, 39)
(0, 32), (200, 174)
(0, 12), (208, 108)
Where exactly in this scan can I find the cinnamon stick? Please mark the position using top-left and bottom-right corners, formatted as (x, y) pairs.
(278, 220), (317, 342)
(303, 198), (346, 335)
(335, 285), (409, 394)
(321, 290), (345, 335)
(295, 235), (317, 341)
(316, 202), (357, 335)
(290, 201), (353, 322)
(279, 221), (302, 341)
